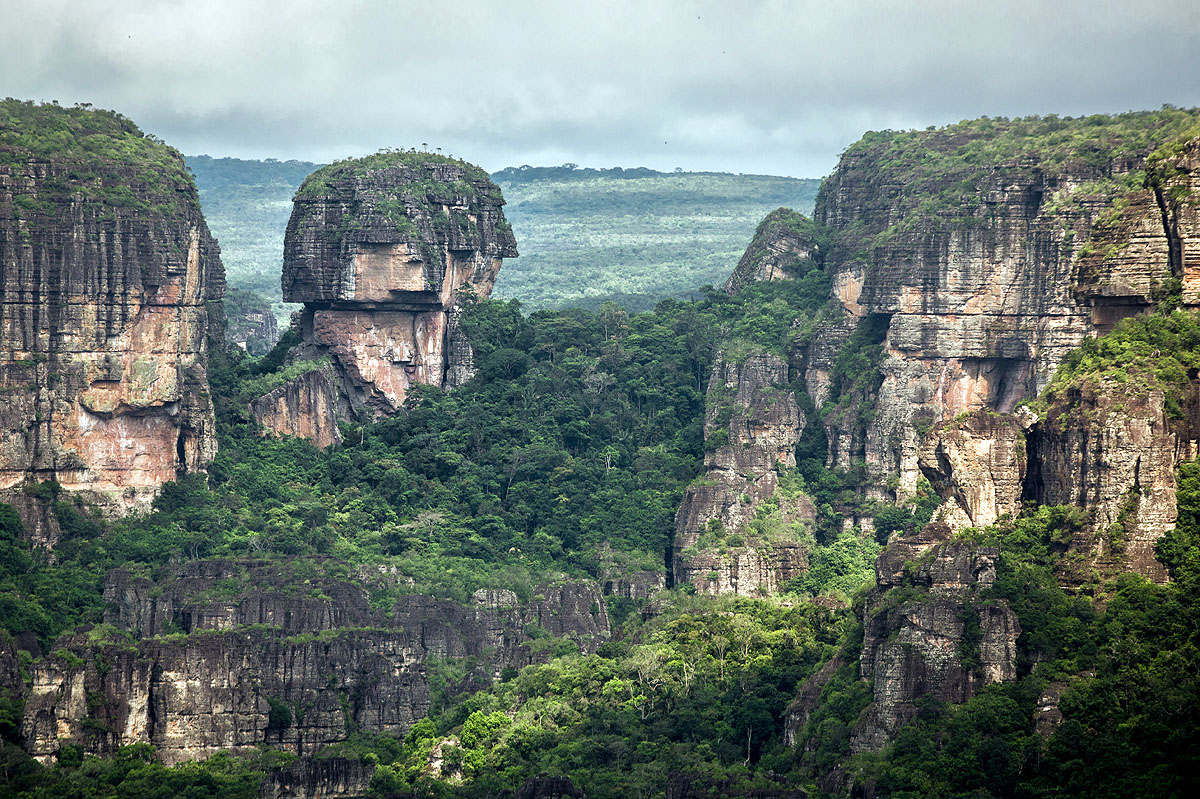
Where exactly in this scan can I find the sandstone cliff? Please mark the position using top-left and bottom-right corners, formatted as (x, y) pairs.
(0, 101), (224, 538)
(808, 114), (1200, 502)
(672, 352), (814, 594)
(723, 208), (820, 295)
(251, 152), (517, 445)
(23, 558), (608, 765)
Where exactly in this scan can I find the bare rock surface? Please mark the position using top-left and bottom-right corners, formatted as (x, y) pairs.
(672, 352), (814, 595)
(255, 153), (516, 445)
(0, 102), (224, 533)
(23, 559), (608, 765)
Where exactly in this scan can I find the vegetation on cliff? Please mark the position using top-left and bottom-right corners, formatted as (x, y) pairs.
(1, 99), (198, 218)
(821, 107), (1200, 259)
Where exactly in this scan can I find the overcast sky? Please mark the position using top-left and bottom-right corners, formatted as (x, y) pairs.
(3, 0), (1198, 177)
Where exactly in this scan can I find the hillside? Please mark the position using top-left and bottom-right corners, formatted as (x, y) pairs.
(492, 165), (821, 310)
(185, 155), (318, 326)
(3, 108), (1200, 799)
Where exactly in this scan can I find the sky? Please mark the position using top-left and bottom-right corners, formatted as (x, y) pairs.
(3, 0), (1199, 178)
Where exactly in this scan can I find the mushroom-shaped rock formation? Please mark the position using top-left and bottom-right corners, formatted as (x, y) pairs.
(252, 152), (517, 445)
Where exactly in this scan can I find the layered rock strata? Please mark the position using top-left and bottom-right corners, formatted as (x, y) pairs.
(23, 559), (609, 764)
(0, 101), (224, 533)
(253, 153), (516, 445)
(672, 353), (814, 594)
(809, 122), (1200, 500)
(723, 207), (820, 295)
(850, 524), (1020, 752)
(1030, 375), (1200, 585)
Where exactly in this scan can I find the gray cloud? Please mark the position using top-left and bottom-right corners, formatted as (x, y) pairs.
(2, 0), (1198, 176)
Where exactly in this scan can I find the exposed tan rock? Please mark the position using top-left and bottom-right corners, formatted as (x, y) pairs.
(851, 525), (1020, 752)
(1031, 376), (1200, 585)
(254, 153), (516, 446)
(672, 352), (814, 594)
(724, 208), (819, 295)
(0, 103), (223, 536)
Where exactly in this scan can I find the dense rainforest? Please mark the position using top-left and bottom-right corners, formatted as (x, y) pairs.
(3, 103), (1200, 799)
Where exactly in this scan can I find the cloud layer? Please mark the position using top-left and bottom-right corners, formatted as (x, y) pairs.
(4, 0), (1198, 176)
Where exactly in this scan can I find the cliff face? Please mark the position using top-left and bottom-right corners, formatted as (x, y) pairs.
(809, 117), (1200, 501)
(723, 208), (820, 295)
(672, 352), (813, 595)
(0, 101), (223, 537)
(23, 559), (609, 765)
(252, 153), (516, 445)
(850, 524), (1020, 752)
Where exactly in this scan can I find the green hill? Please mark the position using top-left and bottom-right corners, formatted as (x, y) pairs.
(492, 165), (820, 311)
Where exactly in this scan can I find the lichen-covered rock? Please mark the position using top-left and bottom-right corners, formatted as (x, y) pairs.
(724, 208), (820, 295)
(254, 152), (517, 445)
(26, 559), (609, 765)
(0, 101), (224, 531)
(672, 352), (814, 594)
(850, 524), (1020, 752)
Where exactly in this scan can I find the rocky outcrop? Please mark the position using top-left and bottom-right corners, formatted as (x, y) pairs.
(1029, 374), (1200, 585)
(248, 364), (348, 449)
(0, 101), (224, 531)
(259, 757), (375, 799)
(504, 776), (587, 799)
(254, 153), (517, 445)
(724, 208), (819, 295)
(807, 117), (1200, 501)
(24, 559), (608, 765)
(918, 408), (1032, 532)
(850, 523), (1020, 752)
(672, 352), (814, 594)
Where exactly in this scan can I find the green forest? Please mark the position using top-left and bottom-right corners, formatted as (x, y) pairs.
(3, 107), (1200, 799)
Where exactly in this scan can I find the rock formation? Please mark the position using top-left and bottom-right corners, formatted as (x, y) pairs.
(0, 101), (223, 539)
(807, 118), (1200, 502)
(849, 524), (1020, 752)
(251, 152), (517, 446)
(723, 208), (820, 295)
(1029, 373), (1200, 585)
(23, 559), (609, 765)
(672, 352), (814, 594)
(918, 408), (1032, 531)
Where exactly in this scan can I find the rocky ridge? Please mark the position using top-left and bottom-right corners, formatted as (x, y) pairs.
(22, 558), (609, 765)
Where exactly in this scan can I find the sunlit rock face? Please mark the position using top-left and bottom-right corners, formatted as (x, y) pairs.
(252, 153), (516, 445)
(0, 102), (223, 542)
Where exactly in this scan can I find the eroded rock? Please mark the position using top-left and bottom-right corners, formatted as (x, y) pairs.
(0, 102), (223, 533)
(254, 153), (517, 445)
